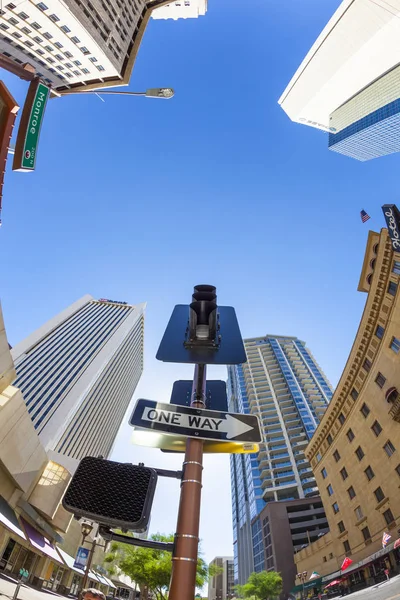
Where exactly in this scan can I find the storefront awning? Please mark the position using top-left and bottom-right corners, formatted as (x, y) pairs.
(95, 573), (112, 587)
(21, 517), (63, 564)
(57, 547), (85, 575)
(101, 576), (116, 589)
(0, 496), (26, 540)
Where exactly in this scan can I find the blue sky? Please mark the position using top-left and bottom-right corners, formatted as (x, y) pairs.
(0, 0), (398, 571)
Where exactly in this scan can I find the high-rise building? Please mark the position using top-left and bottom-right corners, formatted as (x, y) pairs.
(152, 0), (207, 20)
(279, 0), (400, 161)
(228, 336), (332, 585)
(0, 0), (169, 93)
(11, 294), (145, 472)
(207, 556), (234, 600)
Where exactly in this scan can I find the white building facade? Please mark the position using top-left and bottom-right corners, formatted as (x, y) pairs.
(208, 556), (234, 600)
(152, 0), (206, 20)
(11, 295), (145, 472)
(0, 0), (169, 92)
(279, 0), (400, 132)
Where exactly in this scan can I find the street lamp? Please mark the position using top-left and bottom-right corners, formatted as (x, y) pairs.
(79, 522), (107, 600)
(296, 571), (308, 600)
(63, 87), (175, 99)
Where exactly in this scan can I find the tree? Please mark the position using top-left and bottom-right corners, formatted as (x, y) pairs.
(235, 571), (283, 600)
(104, 533), (214, 600)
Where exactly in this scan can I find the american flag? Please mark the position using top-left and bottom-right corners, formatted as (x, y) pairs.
(382, 532), (391, 548)
(361, 209), (371, 223)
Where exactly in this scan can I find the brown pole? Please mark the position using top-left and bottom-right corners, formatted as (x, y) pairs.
(169, 363), (206, 600)
(79, 538), (96, 599)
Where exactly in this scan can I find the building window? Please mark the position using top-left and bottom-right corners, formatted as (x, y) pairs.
(384, 440), (396, 457)
(321, 468), (327, 479)
(390, 337), (400, 354)
(343, 540), (351, 554)
(364, 466), (375, 481)
(82, 67), (89, 74)
(37, 2), (49, 10)
(340, 467), (348, 480)
(396, 464), (400, 477)
(22, 26), (31, 34)
(338, 412), (346, 425)
(361, 403), (370, 418)
(80, 46), (90, 55)
(383, 508), (395, 525)
(351, 388), (359, 400)
(362, 526), (371, 541)
(333, 450), (341, 462)
(71, 36), (80, 43)
(89, 56), (98, 62)
(18, 11), (29, 19)
(31, 22), (41, 29)
(49, 13), (60, 22)
(73, 59), (81, 65)
(33, 36), (42, 43)
(338, 521), (345, 533)
(374, 487), (385, 502)
(61, 24), (71, 33)
(346, 428), (355, 442)
(332, 502), (339, 514)
(388, 281), (398, 296)
(356, 446), (365, 461)
(327, 484), (334, 496)
(347, 486), (356, 500)
(376, 325), (385, 339)
(54, 41), (63, 48)
(371, 420), (382, 437)
(393, 261), (400, 275)
(45, 45), (53, 52)
(8, 17), (18, 25)
(96, 65), (105, 71)
(43, 32), (53, 39)
(0, 23), (9, 29)
(6, 2), (16, 7)
(363, 358), (372, 371)
(327, 434), (333, 445)
(65, 51), (73, 58)
(323, 556), (327, 562)
(375, 372), (386, 388)
(355, 505), (363, 521)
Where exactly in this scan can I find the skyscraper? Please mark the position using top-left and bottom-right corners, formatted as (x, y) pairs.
(152, 0), (207, 20)
(279, 0), (400, 160)
(229, 335), (332, 585)
(0, 0), (170, 93)
(11, 294), (145, 472)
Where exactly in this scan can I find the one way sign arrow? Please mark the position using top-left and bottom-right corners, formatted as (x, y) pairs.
(130, 400), (262, 444)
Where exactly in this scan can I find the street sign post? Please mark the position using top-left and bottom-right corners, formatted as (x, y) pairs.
(130, 399), (261, 444)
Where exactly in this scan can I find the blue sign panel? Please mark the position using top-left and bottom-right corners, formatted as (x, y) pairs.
(73, 546), (89, 570)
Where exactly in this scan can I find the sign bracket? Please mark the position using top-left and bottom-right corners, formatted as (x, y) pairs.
(99, 526), (174, 553)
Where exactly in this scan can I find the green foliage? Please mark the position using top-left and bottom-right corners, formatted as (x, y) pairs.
(103, 533), (210, 600)
(235, 571), (283, 600)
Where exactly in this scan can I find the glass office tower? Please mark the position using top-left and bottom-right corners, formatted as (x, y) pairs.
(229, 335), (333, 585)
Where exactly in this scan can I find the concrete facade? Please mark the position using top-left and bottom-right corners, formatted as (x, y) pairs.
(252, 497), (329, 598)
(152, 0), (207, 20)
(0, 0), (171, 93)
(295, 228), (400, 591)
(208, 556), (234, 600)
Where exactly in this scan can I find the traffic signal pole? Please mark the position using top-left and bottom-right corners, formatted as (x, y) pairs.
(169, 363), (206, 600)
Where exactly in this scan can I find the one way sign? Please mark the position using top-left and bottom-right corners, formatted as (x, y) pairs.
(130, 400), (262, 444)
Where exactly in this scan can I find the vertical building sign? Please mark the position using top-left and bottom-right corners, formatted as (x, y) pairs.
(382, 204), (400, 252)
(13, 78), (50, 172)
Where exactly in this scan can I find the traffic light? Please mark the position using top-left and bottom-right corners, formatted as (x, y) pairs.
(62, 457), (157, 532)
(186, 285), (218, 348)
(156, 284), (246, 365)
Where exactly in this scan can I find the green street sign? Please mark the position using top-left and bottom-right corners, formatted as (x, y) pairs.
(13, 79), (50, 172)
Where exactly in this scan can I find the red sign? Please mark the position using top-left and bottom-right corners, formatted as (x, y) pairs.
(341, 557), (353, 571)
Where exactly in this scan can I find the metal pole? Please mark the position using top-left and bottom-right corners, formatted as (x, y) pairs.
(61, 90), (146, 96)
(79, 539), (96, 599)
(169, 364), (206, 600)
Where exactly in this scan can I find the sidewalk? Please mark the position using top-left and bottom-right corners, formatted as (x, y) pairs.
(0, 575), (62, 600)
